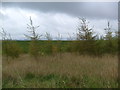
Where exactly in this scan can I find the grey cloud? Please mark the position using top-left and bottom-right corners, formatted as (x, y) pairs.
(2, 2), (118, 20)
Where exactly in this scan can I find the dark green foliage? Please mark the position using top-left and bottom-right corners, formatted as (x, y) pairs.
(94, 39), (106, 56)
(10, 39), (118, 56)
(25, 72), (36, 80)
(74, 40), (96, 56)
(44, 40), (53, 55)
(29, 40), (40, 58)
(3, 73), (118, 88)
(104, 40), (118, 55)
(55, 41), (62, 53)
(2, 40), (21, 59)
(16, 41), (30, 53)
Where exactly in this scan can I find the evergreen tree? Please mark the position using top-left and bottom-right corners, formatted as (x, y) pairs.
(25, 17), (42, 59)
(76, 18), (97, 55)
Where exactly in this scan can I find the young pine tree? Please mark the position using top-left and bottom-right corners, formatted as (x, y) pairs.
(104, 21), (115, 54)
(76, 18), (97, 55)
(77, 18), (96, 41)
(25, 17), (42, 59)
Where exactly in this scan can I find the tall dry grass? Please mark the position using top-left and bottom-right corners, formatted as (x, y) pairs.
(3, 53), (118, 82)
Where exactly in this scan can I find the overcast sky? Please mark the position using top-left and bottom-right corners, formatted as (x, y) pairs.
(0, 2), (118, 40)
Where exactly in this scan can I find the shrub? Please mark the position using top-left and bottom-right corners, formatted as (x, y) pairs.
(29, 40), (40, 58)
(2, 40), (21, 59)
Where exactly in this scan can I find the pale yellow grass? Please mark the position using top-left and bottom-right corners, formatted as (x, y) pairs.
(3, 53), (118, 81)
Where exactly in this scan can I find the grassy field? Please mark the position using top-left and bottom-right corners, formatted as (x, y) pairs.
(2, 53), (118, 88)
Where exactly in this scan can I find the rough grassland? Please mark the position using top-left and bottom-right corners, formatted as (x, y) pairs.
(3, 53), (118, 88)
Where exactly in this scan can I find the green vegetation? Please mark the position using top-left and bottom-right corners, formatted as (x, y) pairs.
(3, 54), (118, 88)
(1, 18), (118, 88)
(1, 18), (118, 57)
(3, 73), (117, 88)
(2, 40), (21, 59)
(1, 29), (21, 59)
(2, 39), (118, 56)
